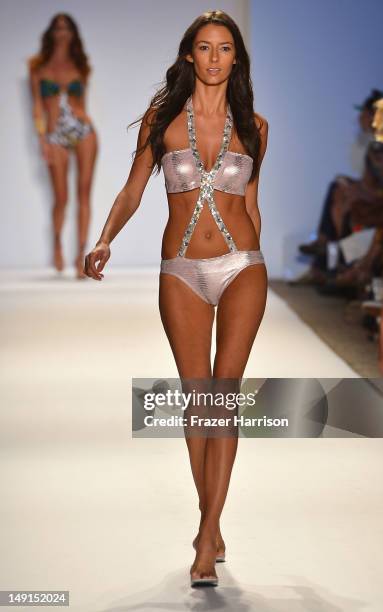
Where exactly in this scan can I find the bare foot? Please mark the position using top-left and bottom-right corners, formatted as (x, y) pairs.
(190, 534), (218, 582)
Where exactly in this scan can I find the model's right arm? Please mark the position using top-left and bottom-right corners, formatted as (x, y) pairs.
(29, 66), (52, 164)
(84, 107), (156, 280)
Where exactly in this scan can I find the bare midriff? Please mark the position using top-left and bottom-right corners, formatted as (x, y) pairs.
(161, 188), (260, 260)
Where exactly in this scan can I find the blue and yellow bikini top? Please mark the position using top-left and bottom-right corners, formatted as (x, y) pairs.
(39, 78), (84, 98)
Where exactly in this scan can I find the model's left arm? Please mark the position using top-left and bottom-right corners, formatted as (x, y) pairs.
(82, 72), (91, 107)
(244, 113), (269, 242)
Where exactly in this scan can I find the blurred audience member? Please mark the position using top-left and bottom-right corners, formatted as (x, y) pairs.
(298, 89), (383, 284)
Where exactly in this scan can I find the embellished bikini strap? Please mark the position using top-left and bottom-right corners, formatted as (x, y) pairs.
(177, 94), (239, 257)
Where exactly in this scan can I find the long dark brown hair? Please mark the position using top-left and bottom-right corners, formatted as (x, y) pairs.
(127, 9), (264, 182)
(27, 13), (91, 81)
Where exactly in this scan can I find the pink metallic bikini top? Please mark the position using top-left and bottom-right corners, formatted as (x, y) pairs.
(161, 95), (253, 196)
(161, 147), (253, 196)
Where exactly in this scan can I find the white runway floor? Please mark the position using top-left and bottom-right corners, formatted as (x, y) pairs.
(1, 268), (382, 611)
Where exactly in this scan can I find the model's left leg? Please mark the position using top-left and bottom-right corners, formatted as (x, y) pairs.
(196, 261), (268, 557)
(214, 261), (268, 376)
(74, 130), (98, 278)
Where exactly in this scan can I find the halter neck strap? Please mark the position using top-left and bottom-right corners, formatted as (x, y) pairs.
(186, 95), (233, 175)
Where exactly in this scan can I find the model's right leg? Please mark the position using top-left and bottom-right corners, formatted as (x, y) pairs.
(159, 272), (219, 579)
(159, 271), (214, 377)
(159, 271), (214, 512)
(74, 130), (98, 278)
(46, 143), (70, 271)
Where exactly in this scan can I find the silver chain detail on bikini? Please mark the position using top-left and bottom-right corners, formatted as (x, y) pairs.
(177, 95), (239, 257)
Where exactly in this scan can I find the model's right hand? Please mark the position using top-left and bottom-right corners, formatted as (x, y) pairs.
(40, 139), (53, 166)
(84, 242), (110, 281)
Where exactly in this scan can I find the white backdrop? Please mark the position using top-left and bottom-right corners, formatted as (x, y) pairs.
(0, 0), (250, 270)
(0, 0), (382, 277)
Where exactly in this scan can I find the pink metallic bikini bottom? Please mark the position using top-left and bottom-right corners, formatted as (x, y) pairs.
(160, 249), (265, 306)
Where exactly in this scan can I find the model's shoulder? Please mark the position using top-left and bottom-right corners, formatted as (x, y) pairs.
(253, 111), (268, 132)
(27, 55), (42, 77)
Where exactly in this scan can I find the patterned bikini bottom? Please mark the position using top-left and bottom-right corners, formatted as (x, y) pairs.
(45, 91), (94, 149)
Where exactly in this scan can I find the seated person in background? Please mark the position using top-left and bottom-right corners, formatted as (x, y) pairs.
(333, 228), (383, 288)
(299, 91), (383, 284)
(316, 151), (383, 294)
(330, 100), (383, 288)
